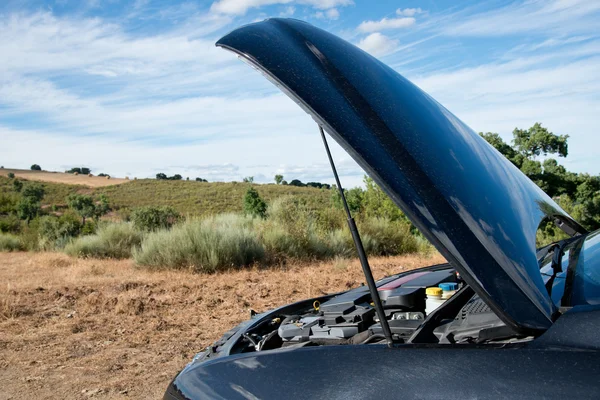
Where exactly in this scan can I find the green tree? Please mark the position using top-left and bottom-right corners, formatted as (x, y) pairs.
(243, 187), (267, 218)
(67, 194), (96, 225)
(30, 164), (41, 171)
(274, 174), (284, 185)
(512, 122), (568, 158)
(17, 197), (40, 223)
(131, 206), (181, 231)
(243, 176), (254, 183)
(331, 187), (364, 214)
(93, 194), (111, 221)
(21, 184), (45, 202)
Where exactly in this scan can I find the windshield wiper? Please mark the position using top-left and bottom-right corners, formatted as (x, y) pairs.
(318, 125), (395, 347)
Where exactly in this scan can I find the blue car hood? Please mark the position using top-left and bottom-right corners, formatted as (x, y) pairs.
(216, 19), (585, 333)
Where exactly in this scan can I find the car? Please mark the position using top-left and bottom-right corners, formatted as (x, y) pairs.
(164, 19), (600, 399)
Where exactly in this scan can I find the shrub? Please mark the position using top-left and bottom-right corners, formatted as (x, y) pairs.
(7, 172), (15, 179)
(0, 233), (22, 252)
(0, 194), (18, 214)
(12, 179), (23, 193)
(38, 212), (82, 249)
(0, 215), (21, 234)
(262, 196), (330, 259)
(243, 187), (267, 218)
(64, 223), (143, 259)
(134, 215), (264, 273)
(21, 183), (45, 202)
(17, 197), (41, 222)
(358, 217), (419, 256)
(30, 164), (41, 171)
(17, 221), (41, 251)
(131, 206), (181, 231)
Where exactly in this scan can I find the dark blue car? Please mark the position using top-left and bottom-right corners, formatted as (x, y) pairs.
(165, 19), (600, 399)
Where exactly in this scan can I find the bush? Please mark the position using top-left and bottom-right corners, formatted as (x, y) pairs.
(358, 217), (419, 256)
(12, 179), (23, 193)
(38, 212), (82, 249)
(134, 215), (265, 272)
(64, 223), (143, 259)
(0, 194), (18, 214)
(131, 206), (181, 231)
(261, 197), (330, 259)
(0, 233), (22, 252)
(243, 187), (267, 218)
(7, 172), (15, 179)
(0, 215), (21, 234)
(30, 164), (41, 171)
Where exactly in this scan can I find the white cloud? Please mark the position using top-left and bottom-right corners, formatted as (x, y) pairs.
(397, 8), (423, 17)
(409, 49), (600, 174)
(357, 33), (398, 57)
(445, 0), (600, 37)
(210, 0), (352, 15)
(315, 8), (340, 20)
(279, 6), (295, 17)
(357, 17), (415, 33)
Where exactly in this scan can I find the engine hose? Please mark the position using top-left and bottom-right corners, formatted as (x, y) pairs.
(359, 334), (387, 345)
(242, 333), (259, 347)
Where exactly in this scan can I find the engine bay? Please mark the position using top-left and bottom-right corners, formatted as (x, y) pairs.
(226, 265), (517, 355)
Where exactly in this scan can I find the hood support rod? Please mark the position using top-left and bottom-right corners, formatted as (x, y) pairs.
(318, 125), (394, 347)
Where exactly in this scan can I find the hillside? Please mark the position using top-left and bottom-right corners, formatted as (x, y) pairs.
(0, 168), (129, 187)
(0, 175), (332, 216)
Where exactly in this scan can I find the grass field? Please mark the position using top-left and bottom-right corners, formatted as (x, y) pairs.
(0, 174), (332, 216)
(0, 251), (445, 399)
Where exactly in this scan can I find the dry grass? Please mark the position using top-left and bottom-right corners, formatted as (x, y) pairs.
(0, 251), (444, 399)
(0, 169), (129, 188)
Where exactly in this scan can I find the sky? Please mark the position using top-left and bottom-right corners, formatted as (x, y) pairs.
(0, 0), (599, 187)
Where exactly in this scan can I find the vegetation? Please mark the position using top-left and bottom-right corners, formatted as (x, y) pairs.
(243, 187), (267, 218)
(67, 194), (110, 224)
(0, 121), (598, 268)
(0, 233), (22, 251)
(156, 173), (182, 181)
(30, 164), (42, 171)
(479, 122), (600, 244)
(130, 206), (181, 231)
(64, 223), (143, 259)
(133, 215), (265, 272)
(67, 167), (91, 175)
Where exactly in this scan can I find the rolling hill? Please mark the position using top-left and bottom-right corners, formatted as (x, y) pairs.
(0, 171), (332, 215)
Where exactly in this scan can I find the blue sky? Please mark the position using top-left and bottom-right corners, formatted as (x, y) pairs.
(1, 0), (599, 187)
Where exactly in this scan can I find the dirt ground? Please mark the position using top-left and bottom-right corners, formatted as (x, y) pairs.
(0, 169), (129, 187)
(0, 251), (445, 399)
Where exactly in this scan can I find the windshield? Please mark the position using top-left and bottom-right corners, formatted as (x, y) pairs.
(540, 230), (600, 307)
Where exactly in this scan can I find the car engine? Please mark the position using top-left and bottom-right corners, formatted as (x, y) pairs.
(234, 267), (481, 352)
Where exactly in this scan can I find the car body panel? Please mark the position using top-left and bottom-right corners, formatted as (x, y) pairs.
(167, 343), (600, 400)
(216, 18), (586, 333)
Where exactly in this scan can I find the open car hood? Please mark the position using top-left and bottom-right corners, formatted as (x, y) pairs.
(216, 19), (586, 334)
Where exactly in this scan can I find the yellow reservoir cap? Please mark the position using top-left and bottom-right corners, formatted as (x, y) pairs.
(426, 287), (443, 296)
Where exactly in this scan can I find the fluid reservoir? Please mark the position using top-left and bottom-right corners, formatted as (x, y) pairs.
(439, 282), (458, 299)
(425, 287), (445, 316)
